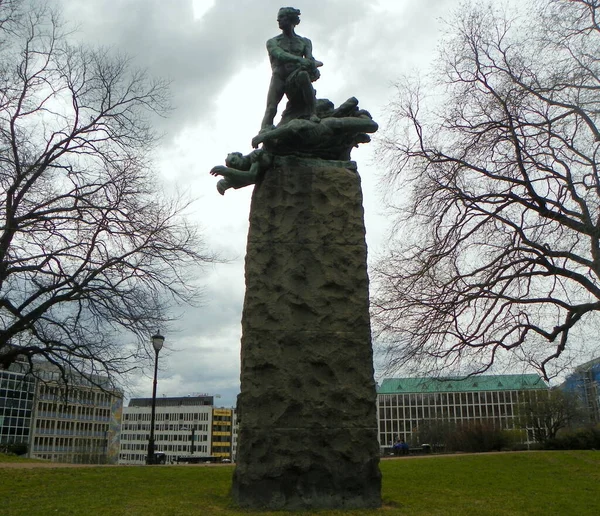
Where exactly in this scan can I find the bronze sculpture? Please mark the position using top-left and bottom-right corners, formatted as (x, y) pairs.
(209, 8), (377, 193)
(209, 150), (273, 195)
(260, 7), (322, 130)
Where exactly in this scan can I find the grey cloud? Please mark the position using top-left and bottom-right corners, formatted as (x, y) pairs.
(57, 0), (265, 132)
(55, 0), (389, 136)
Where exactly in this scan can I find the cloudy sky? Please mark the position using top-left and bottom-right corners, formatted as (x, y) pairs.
(48, 0), (464, 406)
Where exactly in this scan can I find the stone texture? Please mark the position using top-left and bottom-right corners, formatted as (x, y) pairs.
(232, 156), (381, 510)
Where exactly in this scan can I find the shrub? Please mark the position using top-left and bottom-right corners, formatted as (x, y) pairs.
(544, 426), (600, 450)
(415, 419), (518, 453)
(0, 442), (28, 456)
(449, 421), (510, 453)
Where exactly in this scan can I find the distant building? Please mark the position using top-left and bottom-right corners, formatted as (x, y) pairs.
(1, 360), (123, 463)
(0, 366), (35, 450)
(119, 395), (237, 464)
(211, 407), (236, 460)
(28, 366), (123, 463)
(562, 357), (600, 423)
(377, 374), (548, 449)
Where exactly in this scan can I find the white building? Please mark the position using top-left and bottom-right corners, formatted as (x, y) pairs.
(30, 376), (122, 463)
(377, 374), (548, 450)
(1, 359), (123, 463)
(119, 395), (220, 464)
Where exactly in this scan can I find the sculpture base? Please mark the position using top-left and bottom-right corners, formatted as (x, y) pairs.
(233, 427), (381, 510)
(233, 156), (381, 510)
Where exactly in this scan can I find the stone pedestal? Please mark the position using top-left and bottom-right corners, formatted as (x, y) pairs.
(232, 156), (381, 510)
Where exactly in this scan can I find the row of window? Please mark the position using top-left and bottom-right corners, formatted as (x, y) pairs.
(378, 390), (532, 406)
(120, 443), (209, 453)
(38, 385), (116, 406)
(36, 402), (111, 419)
(121, 423), (210, 432)
(0, 426), (29, 437)
(0, 416), (30, 430)
(123, 411), (210, 421)
(0, 398), (33, 409)
(122, 432), (210, 443)
(36, 419), (108, 432)
(33, 436), (107, 449)
(379, 403), (515, 420)
(376, 390), (542, 446)
(0, 389), (34, 402)
(212, 435), (232, 443)
(120, 432), (209, 442)
(0, 407), (31, 418)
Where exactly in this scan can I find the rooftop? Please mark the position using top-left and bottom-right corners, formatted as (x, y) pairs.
(574, 356), (600, 373)
(128, 395), (214, 408)
(378, 374), (547, 394)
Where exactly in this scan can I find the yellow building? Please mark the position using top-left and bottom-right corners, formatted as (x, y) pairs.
(211, 407), (235, 460)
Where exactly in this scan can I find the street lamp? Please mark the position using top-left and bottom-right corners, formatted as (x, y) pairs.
(146, 330), (165, 465)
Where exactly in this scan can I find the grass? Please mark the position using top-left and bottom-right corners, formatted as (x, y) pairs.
(0, 453), (43, 463)
(1, 451), (598, 515)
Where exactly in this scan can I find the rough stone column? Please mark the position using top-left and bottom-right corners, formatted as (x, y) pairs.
(232, 156), (381, 510)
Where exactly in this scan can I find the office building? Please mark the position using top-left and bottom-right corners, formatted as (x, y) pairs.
(377, 374), (548, 449)
(29, 367), (123, 463)
(119, 395), (217, 464)
(0, 366), (35, 451)
(1, 360), (123, 463)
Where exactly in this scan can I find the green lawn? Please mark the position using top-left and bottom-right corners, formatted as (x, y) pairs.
(0, 453), (43, 463)
(1, 451), (598, 515)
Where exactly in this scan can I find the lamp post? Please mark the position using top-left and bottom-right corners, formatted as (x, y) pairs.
(146, 330), (164, 465)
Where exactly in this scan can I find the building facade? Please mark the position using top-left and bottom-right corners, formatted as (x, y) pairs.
(377, 374), (548, 449)
(562, 357), (600, 423)
(211, 407), (236, 460)
(119, 395), (214, 464)
(0, 366), (35, 451)
(119, 396), (238, 464)
(1, 361), (123, 463)
(29, 371), (123, 463)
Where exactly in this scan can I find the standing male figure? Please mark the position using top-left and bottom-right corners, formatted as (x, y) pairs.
(260, 7), (323, 130)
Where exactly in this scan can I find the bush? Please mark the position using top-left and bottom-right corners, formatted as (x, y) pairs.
(0, 442), (28, 456)
(544, 426), (600, 450)
(449, 421), (510, 453)
(415, 419), (518, 453)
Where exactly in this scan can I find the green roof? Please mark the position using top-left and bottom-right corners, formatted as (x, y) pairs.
(378, 374), (547, 394)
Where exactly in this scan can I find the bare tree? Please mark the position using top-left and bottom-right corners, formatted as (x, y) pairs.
(373, 0), (600, 379)
(0, 1), (213, 387)
(0, 0), (20, 28)
(516, 389), (584, 442)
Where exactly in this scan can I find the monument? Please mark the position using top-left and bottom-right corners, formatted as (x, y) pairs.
(211, 7), (381, 510)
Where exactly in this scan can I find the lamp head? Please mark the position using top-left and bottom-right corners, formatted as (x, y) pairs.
(151, 331), (165, 352)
